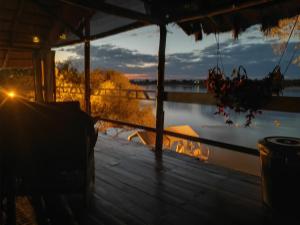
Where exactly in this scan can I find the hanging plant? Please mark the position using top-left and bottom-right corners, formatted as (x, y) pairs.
(206, 66), (284, 127)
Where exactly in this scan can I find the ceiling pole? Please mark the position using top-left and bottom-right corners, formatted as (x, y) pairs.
(84, 18), (91, 115)
(155, 24), (167, 156)
(58, 0), (156, 24)
(53, 21), (146, 48)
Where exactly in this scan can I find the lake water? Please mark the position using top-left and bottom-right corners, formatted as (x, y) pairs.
(143, 85), (300, 175)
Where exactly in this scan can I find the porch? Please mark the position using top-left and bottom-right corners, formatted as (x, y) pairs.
(16, 134), (296, 225)
(1, 1), (300, 224)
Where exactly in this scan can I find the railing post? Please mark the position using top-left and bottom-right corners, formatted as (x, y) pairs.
(155, 24), (167, 155)
(84, 17), (91, 115)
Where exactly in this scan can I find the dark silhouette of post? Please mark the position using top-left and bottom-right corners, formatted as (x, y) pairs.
(43, 50), (56, 102)
(84, 18), (91, 115)
(155, 24), (166, 155)
(33, 50), (44, 102)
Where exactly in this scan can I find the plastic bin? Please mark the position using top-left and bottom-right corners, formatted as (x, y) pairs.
(258, 136), (300, 213)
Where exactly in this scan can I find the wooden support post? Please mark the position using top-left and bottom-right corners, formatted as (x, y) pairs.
(155, 25), (167, 154)
(53, 53), (57, 101)
(84, 18), (91, 114)
(43, 50), (56, 102)
(32, 51), (44, 103)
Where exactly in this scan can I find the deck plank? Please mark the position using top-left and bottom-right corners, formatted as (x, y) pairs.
(88, 135), (267, 225)
(15, 134), (277, 225)
(95, 138), (260, 202)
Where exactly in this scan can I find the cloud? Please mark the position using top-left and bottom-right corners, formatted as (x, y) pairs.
(65, 44), (157, 77)
(64, 41), (300, 79)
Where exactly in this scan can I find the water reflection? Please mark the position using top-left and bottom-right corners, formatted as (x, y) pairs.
(160, 86), (300, 175)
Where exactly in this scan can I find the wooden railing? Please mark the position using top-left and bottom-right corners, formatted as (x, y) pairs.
(94, 117), (260, 156)
(92, 89), (155, 100)
(92, 89), (300, 156)
(165, 92), (300, 113)
(56, 86), (156, 101)
(57, 87), (300, 113)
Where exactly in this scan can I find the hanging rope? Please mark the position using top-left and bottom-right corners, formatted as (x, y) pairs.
(214, 32), (225, 73)
(277, 15), (299, 66)
(214, 32), (219, 68)
(218, 33), (225, 73)
(283, 45), (299, 75)
(280, 15), (300, 75)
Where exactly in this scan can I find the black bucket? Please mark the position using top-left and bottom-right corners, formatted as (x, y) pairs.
(258, 137), (300, 214)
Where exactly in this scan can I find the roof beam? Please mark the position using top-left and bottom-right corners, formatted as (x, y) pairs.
(31, 0), (84, 39)
(58, 0), (158, 24)
(0, 19), (52, 30)
(53, 21), (146, 47)
(167, 0), (274, 24)
(89, 21), (146, 41)
(0, 39), (42, 49)
(0, 45), (39, 51)
(0, 30), (47, 37)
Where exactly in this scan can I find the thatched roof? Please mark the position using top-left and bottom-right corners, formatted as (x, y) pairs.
(175, 0), (300, 40)
(0, 0), (300, 68)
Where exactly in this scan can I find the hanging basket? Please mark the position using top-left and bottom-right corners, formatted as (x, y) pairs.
(206, 66), (284, 126)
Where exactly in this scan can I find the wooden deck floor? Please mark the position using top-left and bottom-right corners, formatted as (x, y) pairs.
(83, 135), (266, 225)
(16, 134), (297, 225)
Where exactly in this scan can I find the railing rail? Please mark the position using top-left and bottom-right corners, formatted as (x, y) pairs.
(57, 86), (300, 113)
(57, 87), (299, 156)
(94, 117), (259, 156)
(165, 92), (300, 113)
(56, 87), (156, 100)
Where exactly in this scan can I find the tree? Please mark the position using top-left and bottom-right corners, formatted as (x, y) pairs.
(56, 61), (155, 129)
(0, 61), (155, 130)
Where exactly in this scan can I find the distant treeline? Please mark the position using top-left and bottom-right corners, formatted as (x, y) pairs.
(131, 79), (205, 86)
(284, 79), (300, 87)
(131, 79), (300, 87)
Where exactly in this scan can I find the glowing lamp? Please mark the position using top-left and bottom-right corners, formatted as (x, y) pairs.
(33, 36), (40, 43)
(7, 91), (15, 98)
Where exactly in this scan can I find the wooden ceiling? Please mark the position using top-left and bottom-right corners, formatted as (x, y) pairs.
(0, 0), (299, 69)
(0, 0), (92, 68)
(0, 0), (91, 50)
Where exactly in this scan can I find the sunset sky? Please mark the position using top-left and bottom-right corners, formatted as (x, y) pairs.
(55, 24), (300, 80)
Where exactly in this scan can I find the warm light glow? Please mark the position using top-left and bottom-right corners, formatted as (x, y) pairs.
(33, 36), (40, 43)
(7, 91), (15, 98)
(59, 33), (67, 40)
